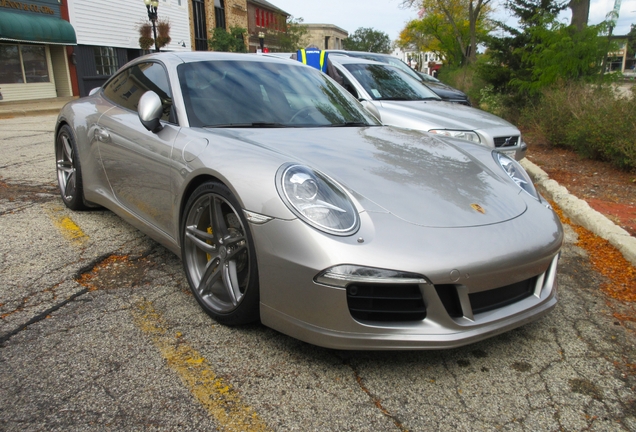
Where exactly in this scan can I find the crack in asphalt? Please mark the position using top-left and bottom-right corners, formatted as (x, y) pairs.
(0, 287), (89, 346)
(339, 356), (409, 432)
(0, 249), (156, 347)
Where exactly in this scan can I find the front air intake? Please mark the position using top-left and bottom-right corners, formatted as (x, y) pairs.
(347, 283), (426, 322)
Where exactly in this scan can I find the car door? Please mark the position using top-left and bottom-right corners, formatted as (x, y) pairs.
(96, 61), (180, 238)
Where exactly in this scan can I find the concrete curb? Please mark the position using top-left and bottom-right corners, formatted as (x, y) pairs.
(521, 158), (636, 267)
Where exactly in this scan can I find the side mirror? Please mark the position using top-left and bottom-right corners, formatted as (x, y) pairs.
(360, 99), (381, 121)
(138, 91), (164, 133)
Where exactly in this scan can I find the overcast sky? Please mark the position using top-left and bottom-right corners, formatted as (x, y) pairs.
(271, 0), (636, 41)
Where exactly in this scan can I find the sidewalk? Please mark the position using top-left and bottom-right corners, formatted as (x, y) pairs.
(0, 96), (76, 119)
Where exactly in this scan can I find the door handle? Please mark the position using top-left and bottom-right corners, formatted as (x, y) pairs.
(95, 127), (110, 143)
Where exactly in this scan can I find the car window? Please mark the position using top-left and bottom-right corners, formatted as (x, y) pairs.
(343, 64), (440, 101)
(103, 62), (173, 122)
(178, 60), (379, 128)
(348, 52), (422, 82)
(340, 75), (359, 99)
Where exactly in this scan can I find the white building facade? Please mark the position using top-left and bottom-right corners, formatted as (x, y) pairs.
(392, 47), (442, 76)
(67, 0), (192, 96)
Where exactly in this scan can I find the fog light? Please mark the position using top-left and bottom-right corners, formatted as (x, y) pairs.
(315, 265), (429, 288)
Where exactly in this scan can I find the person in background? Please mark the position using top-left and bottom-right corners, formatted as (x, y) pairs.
(296, 45), (329, 73)
(292, 45), (343, 85)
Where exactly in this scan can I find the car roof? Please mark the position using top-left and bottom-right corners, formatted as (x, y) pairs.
(328, 56), (388, 67)
(125, 51), (302, 69)
(327, 50), (396, 60)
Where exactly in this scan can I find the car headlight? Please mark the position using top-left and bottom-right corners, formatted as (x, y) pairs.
(276, 164), (359, 236)
(494, 152), (539, 200)
(428, 129), (481, 143)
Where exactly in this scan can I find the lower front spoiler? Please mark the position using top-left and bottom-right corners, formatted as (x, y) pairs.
(261, 289), (557, 351)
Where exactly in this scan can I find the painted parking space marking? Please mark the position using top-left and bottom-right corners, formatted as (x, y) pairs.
(132, 300), (271, 432)
(45, 205), (88, 245)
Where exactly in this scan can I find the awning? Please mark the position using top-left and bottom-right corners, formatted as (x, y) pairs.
(0, 10), (76, 45)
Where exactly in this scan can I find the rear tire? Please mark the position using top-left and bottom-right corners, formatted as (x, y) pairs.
(55, 125), (88, 210)
(181, 181), (260, 325)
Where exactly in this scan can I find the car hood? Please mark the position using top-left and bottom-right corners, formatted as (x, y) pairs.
(423, 82), (468, 100)
(377, 100), (516, 131)
(212, 126), (527, 228)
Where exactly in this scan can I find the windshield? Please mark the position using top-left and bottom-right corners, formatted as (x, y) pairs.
(178, 60), (379, 128)
(343, 63), (441, 101)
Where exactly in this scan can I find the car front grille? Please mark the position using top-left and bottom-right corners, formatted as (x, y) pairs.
(347, 283), (427, 322)
(494, 136), (519, 148)
(435, 277), (537, 318)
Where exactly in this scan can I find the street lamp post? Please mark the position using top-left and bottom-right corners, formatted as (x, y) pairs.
(144, 0), (160, 52)
(258, 32), (264, 52)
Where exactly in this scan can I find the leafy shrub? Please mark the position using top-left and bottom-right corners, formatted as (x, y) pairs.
(208, 26), (247, 53)
(439, 65), (483, 105)
(520, 83), (636, 170)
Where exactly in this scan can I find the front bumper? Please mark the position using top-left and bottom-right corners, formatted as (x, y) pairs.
(251, 207), (562, 350)
(495, 142), (528, 161)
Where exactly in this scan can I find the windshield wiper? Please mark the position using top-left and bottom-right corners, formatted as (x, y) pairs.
(374, 97), (414, 101)
(375, 97), (440, 101)
(204, 122), (290, 128)
(328, 121), (369, 127)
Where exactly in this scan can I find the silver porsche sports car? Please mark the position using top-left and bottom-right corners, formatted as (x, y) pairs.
(55, 52), (562, 350)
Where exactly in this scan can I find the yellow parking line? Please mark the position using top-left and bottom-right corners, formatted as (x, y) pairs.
(46, 205), (88, 245)
(132, 300), (270, 432)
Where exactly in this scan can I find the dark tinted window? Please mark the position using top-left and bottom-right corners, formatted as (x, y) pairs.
(103, 62), (173, 121)
(343, 64), (439, 101)
(178, 60), (379, 128)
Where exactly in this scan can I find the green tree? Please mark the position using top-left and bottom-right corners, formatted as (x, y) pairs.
(512, 18), (611, 94)
(399, 15), (464, 66)
(208, 25), (247, 52)
(401, 0), (493, 64)
(399, 0), (491, 67)
(481, 0), (611, 97)
(479, 0), (568, 94)
(343, 27), (392, 53)
(277, 16), (309, 51)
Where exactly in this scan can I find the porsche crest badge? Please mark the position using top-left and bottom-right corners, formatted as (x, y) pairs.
(470, 203), (486, 214)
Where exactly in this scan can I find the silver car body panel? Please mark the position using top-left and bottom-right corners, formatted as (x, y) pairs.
(330, 56), (527, 161)
(56, 52), (562, 350)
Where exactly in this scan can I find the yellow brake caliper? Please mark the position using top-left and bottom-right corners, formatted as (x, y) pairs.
(206, 227), (213, 261)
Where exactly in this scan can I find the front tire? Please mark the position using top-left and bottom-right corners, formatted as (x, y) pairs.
(181, 181), (260, 325)
(55, 124), (88, 210)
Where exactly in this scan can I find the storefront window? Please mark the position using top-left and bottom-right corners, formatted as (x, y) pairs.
(21, 45), (49, 83)
(0, 44), (50, 84)
(0, 45), (23, 84)
(94, 47), (118, 76)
